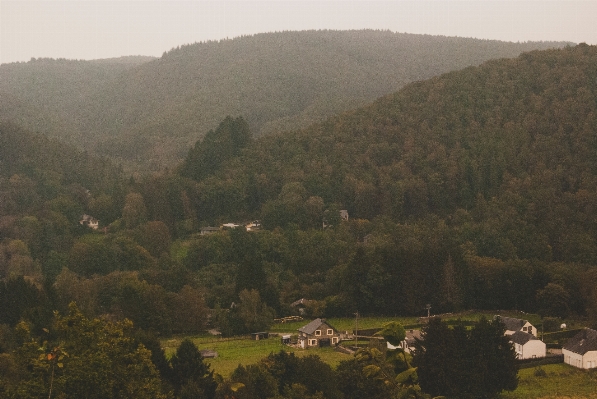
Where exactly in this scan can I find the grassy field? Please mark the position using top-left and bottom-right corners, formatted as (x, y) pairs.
(501, 363), (597, 399)
(162, 311), (554, 380)
(162, 335), (352, 378)
(269, 311), (542, 334)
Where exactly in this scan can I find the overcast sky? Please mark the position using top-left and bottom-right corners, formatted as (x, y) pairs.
(2, 1), (597, 65)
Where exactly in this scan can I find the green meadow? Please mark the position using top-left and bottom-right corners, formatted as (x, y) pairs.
(502, 363), (597, 399)
(163, 335), (350, 378)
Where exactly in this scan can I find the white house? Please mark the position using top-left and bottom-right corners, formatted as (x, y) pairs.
(496, 316), (537, 337)
(387, 329), (422, 354)
(79, 214), (99, 230)
(297, 318), (340, 349)
(562, 328), (597, 369)
(509, 331), (546, 359)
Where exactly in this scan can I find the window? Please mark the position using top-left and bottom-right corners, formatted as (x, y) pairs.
(327, 329), (334, 335)
(309, 339), (317, 346)
(332, 337), (338, 344)
(315, 330), (321, 336)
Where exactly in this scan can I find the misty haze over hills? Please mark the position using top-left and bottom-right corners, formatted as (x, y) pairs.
(0, 30), (571, 172)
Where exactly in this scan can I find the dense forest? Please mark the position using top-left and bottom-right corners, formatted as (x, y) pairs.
(0, 30), (568, 171)
(1, 36), (597, 398)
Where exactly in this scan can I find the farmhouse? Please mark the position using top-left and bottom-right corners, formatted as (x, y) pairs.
(496, 316), (537, 337)
(562, 328), (597, 369)
(297, 318), (340, 349)
(509, 331), (546, 359)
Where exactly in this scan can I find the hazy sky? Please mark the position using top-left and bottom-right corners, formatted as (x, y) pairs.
(2, 1), (597, 64)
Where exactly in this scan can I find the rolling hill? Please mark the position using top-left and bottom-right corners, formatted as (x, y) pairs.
(0, 30), (570, 172)
(178, 43), (597, 264)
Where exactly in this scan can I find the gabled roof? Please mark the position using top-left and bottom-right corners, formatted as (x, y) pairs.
(496, 316), (529, 332)
(563, 328), (597, 355)
(510, 331), (539, 345)
(298, 318), (337, 335)
(404, 330), (422, 345)
(291, 298), (312, 307)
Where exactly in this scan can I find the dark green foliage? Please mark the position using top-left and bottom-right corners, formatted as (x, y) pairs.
(0, 276), (50, 328)
(335, 354), (395, 399)
(265, 351), (342, 399)
(229, 363), (279, 399)
(180, 116), (251, 181)
(228, 351), (341, 399)
(413, 317), (518, 398)
(170, 339), (217, 399)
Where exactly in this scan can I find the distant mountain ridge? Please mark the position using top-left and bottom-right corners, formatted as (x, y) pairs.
(0, 30), (571, 172)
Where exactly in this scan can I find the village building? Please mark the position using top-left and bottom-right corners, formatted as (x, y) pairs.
(79, 214), (99, 230)
(297, 318), (340, 349)
(245, 220), (261, 231)
(200, 226), (220, 235)
(387, 329), (422, 354)
(562, 328), (597, 369)
(496, 316), (537, 337)
(509, 331), (546, 359)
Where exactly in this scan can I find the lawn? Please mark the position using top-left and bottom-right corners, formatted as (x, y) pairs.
(501, 363), (597, 399)
(162, 311), (548, 379)
(162, 334), (352, 378)
(269, 311), (540, 334)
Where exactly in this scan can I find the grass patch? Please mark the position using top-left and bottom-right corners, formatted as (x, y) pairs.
(163, 311), (546, 379)
(501, 363), (597, 399)
(162, 335), (352, 378)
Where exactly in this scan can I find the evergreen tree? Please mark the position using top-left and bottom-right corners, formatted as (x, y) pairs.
(170, 339), (217, 399)
(413, 317), (518, 398)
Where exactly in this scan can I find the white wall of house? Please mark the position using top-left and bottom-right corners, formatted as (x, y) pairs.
(522, 322), (537, 337)
(514, 340), (546, 359)
(563, 349), (597, 369)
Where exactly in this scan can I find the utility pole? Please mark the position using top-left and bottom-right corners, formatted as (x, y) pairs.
(354, 311), (359, 349)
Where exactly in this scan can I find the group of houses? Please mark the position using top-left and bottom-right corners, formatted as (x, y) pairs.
(292, 315), (597, 370)
(200, 220), (262, 235)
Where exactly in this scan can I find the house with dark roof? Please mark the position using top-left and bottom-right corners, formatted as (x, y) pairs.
(509, 331), (546, 359)
(387, 329), (422, 354)
(495, 316), (537, 337)
(562, 328), (597, 369)
(297, 318), (340, 349)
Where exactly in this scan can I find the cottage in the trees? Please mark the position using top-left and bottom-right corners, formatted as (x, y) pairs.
(496, 316), (537, 337)
(509, 331), (546, 359)
(79, 214), (99, 230)
(562, 328), (597, 369)
(297, 318), (340, 348)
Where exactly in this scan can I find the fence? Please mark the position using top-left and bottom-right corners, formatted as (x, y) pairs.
(517, 354), (564, 369)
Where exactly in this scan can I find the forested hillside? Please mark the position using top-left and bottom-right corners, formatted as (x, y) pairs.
(170, 44), (597, 318)
(0, 30), (568, 171)
(0, 56), (154, 144)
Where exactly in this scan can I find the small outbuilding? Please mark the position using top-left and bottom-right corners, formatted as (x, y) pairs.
(510, 331), (546, 359)
(281, 335), (292, 345)
(562, 328), (597, 369)
(251, 332), (269, 340)
(200, 226), (220, 235)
